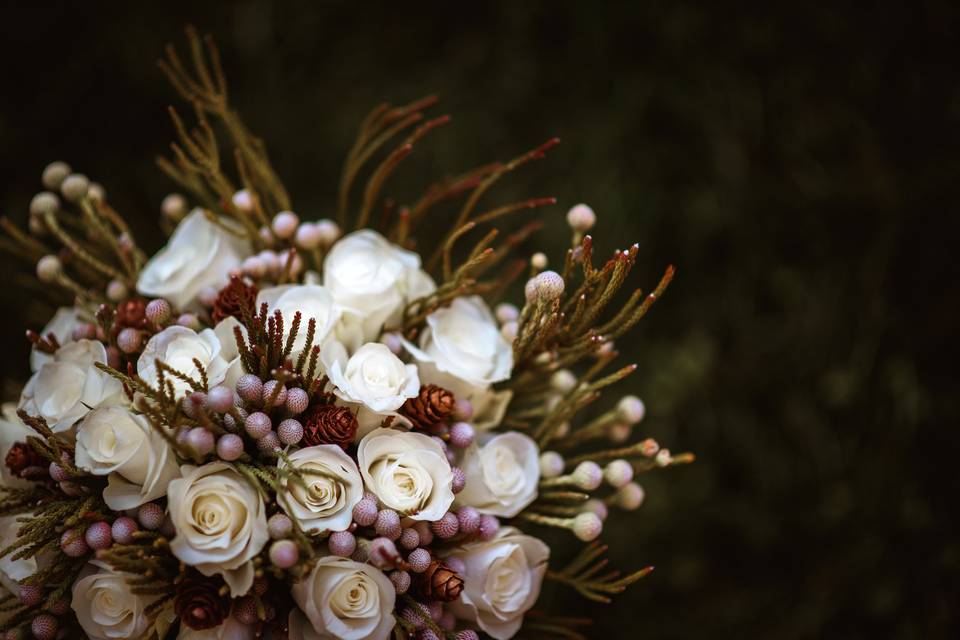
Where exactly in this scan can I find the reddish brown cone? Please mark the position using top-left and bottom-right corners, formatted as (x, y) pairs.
(5, 442), (44, 477)
(302, 405), (358, 449)
(174, 574), (229, 630)
(400, 384), (454, 430)
(212, 276), (258, 324)
(416, 560), (464, 602)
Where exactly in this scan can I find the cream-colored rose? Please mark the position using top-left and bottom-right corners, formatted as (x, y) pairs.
(19, 339), (124, 433)
(177, 618), (254, 640)
(137, 208), (251, 309)
(357, 428), (454, 521)
(257, 284), (340, 357)
(323, 230), (435, 342)
(278, 445), (364, 533)
(291, 555), (395, 640)
(455, 432), (540, 517)
(444, 527), (549, 640)
(167, 462), (269, 596)
(75, 406), (180, 511)
(138, 318), (242, 399)
(30, 305), (91, 372)
(72, 560), (160, 640)
(322, 341), (420, 438)
(404, 296), (513, 398)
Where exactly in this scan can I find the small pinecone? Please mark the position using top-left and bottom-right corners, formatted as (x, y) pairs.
(174, 574), (229, 631)
(302, 405), (358, 449)
(416, 560), (464, 602)
(5, 442), (45, 477)
(400, 385), (454, 430)
(114, 298), (148, 330)
(212, 276), (258, 323)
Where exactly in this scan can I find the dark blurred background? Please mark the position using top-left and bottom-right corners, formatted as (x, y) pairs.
(2, 1), (958, 638)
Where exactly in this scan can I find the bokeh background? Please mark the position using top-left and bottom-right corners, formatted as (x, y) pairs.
(1, 1), (957, 637)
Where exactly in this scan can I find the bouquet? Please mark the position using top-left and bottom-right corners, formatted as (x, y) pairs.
(0, 28), (690, 640)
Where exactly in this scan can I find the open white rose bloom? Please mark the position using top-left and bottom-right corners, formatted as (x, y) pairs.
(0, 29), (689, 640)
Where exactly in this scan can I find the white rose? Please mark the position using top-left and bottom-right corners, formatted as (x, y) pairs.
(357, 428), (454, 521)
(30, 305), (91, 372)
(444, 527), (549, 640)
(177, 618), (254, 640)
(291, 555), (395, 640)
(257, 284), (340, 357)
(278, 445), (364, 533)
(72, 560), (159, 640)
(75, 406), (181, 511)
(455, 432), (540, 517)
(402, 295), (512, 394)
(19, 339), (124, 433)
(138, 318), (242, 399)
(323, 230), (435, 342)
(167, 462), (269, 596)
(321, 341), (420, 438)
(137, 208), (251, 309)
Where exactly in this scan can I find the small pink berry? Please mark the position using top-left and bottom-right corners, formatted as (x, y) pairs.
(277, 419), (303, 445)
(18, 584), (43, 606)
(478, 514), (499, 540)
(390, 570), (411, 594)
(453, 398), (473, 421)
(427, 601), (443, 621)
(352, 498), (378, 527)
(59, 528), (88, 557)
(216, 434), (244, 461)
(448, 422), (475, 448)
(328, 531), (356, 557)
(236, 374), (263, 404)
(294, 222), (323, 250)
(145, 298), (171, 325)
(30, 614), (58, 640)
(257, 431), (281, 454)
(375, 509), (401, 540)
(182, 392), (206, 418)
(244, 412), (272, 440)
(456, 507), (480, 535)
(267, 513), (293, 539)
(406, 548), (431, 573)
(398, 527), (420, 550)
(431, 512), (459, 539)
(176, 313), (199, 329)
(48, 462), (68, 482)
(419, 630), (441, 640)
(48, 599), (70, 616)
(451, 467), (466, 493)
(401, 603), (429, 630)
(285, 387), (309, 415)
(205, 385), (235, 413)
(262, 380), (287, 407)
(84, 521), (112, 550)
(116, 328), (142, 354)
(269, 539), (299, 568)
(106, 346), (121, 369)
(111, 516), (138, 544)
(187, 427), (215, 456)
(138, 503), (165, 530)
(271, 211), (300, 239)
(456, 632), (480, 640)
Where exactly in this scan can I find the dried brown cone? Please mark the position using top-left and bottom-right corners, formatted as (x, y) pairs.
(400, 384), (454, 430)
(5, 442), (45, 477)
(302, 404), (358, 449)
(212, 275), (259, 324)
(174, 573), (230, 631)
(416, 560), (464, 602)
